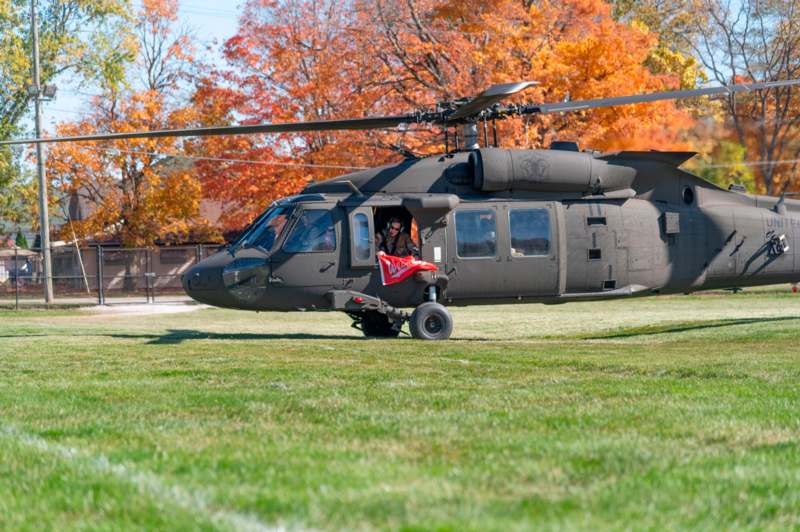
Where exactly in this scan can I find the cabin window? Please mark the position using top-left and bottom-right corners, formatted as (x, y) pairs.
(455, 210), (497, 258)
(509, 208), (550, 256)
(283, 210), (336, 253)
(352, 212), (371, 261)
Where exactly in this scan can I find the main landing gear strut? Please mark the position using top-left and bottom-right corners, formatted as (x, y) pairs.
(335, 286), (453, 340)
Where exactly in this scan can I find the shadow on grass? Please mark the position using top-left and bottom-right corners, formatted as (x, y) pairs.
(114, 329), (364, 344)
(0, 329), (364, 343)
(584, 316), (800, 340)
(3, 317), (798, 344)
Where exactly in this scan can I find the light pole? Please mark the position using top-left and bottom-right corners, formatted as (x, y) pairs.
(29, 0), (56, 303)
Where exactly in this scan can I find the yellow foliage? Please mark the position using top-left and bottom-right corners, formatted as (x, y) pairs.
(46, 0), (218, 246)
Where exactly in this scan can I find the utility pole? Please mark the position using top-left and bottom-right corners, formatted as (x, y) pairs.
(30, 0), (53, 303)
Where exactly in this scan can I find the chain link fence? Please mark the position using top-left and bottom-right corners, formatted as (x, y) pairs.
(0, 244), (224, 307)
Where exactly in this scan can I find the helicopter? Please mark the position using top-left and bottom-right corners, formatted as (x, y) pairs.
(4, 79), (800, 340)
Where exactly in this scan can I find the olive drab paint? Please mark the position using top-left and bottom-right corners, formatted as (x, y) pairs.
(183, 146), (800, 330)
(5, 80), (800, 339)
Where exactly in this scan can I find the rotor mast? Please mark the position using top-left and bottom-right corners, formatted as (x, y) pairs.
(461, 123), (480, 150)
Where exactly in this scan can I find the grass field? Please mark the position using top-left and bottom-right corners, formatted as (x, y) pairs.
(1, 292), (799, 530)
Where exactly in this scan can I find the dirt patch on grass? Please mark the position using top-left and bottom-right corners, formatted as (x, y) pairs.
(79, 303), (207, 316)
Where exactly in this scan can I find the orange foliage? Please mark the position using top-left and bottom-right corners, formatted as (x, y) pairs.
(47, 92), (218, 246)
(48, 0), (218, 247)
(194, 0), (694, 231)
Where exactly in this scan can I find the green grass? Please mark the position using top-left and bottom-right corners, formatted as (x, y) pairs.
(1, 292), (800, 530)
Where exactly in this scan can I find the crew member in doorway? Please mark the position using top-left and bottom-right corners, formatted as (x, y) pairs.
(378, 217), (419, 257)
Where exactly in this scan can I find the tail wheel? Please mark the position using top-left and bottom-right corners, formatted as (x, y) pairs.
(409, 302), (453, 340)
(358, 310), (401, 338)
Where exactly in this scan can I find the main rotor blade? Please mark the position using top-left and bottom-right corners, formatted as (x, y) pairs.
(0, 115), (414, 146)
(533, 79), (800, 114)
(4, 79), (798, 147)
(447, 81), (538, 122)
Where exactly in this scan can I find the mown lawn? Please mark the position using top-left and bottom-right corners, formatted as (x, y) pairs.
(1, 292), (799, 530)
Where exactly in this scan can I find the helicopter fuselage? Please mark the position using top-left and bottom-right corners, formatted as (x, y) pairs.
(182, 147), (800, 323)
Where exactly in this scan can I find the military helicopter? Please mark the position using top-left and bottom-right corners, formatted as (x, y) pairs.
(4, 79), (800, 340)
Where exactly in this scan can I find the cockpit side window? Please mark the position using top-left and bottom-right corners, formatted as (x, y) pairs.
(232, 210), (270, 248)
(283, 209), (337, 253)
(241, 206), (293, 251)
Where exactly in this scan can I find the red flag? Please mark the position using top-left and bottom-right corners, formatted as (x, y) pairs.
(377, 252), (437, 285)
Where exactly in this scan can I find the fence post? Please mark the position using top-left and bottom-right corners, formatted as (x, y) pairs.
(96, 246), (105, 305)
(196, 244), (202, 264)
(146, 248), (154, 304)
(14, 246), (19, 310)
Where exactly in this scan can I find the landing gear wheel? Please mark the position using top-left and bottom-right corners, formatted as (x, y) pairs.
(409, 302), (453, 340)
(358, 310), (401, 338)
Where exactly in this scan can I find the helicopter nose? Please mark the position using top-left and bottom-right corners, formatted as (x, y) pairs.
(182, 251), (241, 308)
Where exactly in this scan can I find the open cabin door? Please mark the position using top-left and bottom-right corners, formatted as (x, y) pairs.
(403, 194), (459, 286)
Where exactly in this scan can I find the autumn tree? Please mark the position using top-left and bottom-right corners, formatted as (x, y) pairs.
(47, 0), (218, 250)
(681, 0), (800, 194)
(190, 0), (383, 230)
(0, 0), (133, 242)
(694, 139), (758, 191)
(0, 0), (133, 224)
(195, 0), (695, 231)
(0, 177), (39, 237)
(610, 0), (706, 89)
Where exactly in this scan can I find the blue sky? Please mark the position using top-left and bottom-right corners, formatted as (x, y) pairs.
(41, 0), (242, 133)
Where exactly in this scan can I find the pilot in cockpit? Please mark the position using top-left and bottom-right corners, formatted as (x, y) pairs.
(377, 217), (419, 258)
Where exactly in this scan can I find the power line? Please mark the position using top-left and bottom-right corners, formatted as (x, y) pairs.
(128, 1), (524, 37)
(699, 158), (800, 169)
(74, 144), (800, 172)
(78, 145), (370, 170)
(60, 88), (104, 98)
(131, 1), (240, 19)
(46, 107), (86, 115)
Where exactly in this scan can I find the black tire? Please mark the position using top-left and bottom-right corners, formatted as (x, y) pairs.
(359, 311), (401, 338)
(409, 302), (453, 340)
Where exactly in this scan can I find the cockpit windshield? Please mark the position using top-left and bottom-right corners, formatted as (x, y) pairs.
(234, 205), (293, 252)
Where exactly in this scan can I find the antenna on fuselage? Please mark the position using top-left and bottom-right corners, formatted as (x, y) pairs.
(773, 191), (800, 215)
